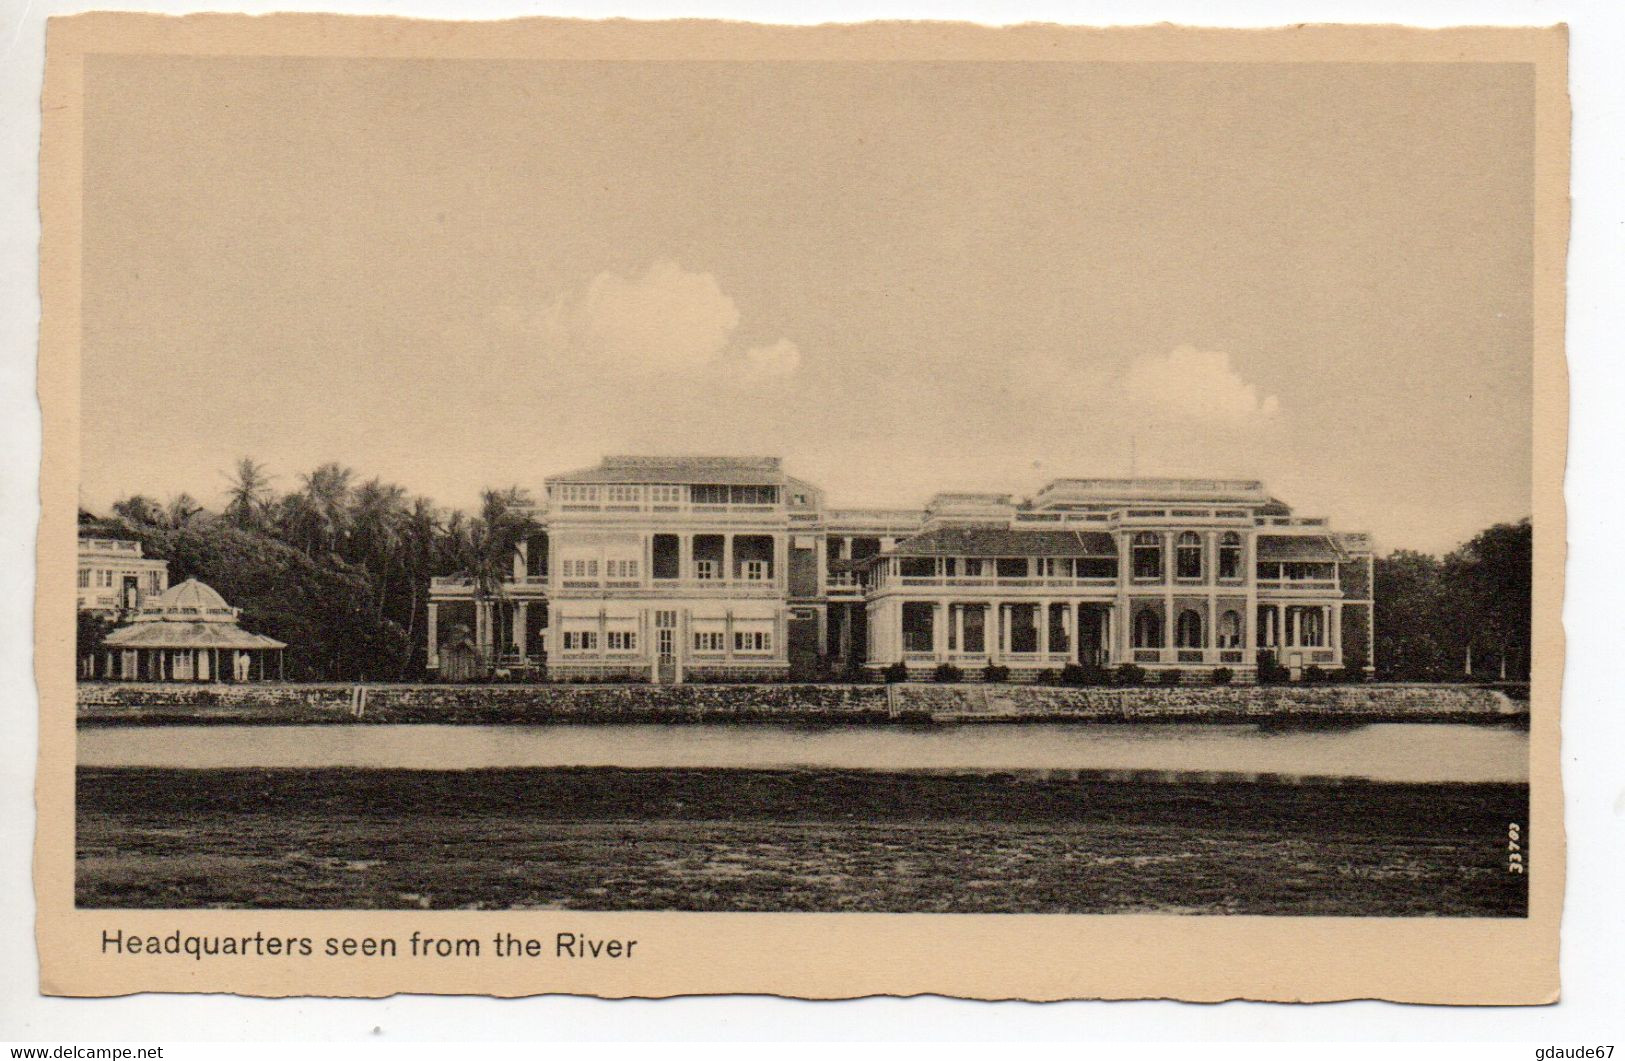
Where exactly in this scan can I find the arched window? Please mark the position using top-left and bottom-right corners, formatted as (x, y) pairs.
(1133, 608), (1162, 648)
(1132, 532), (1163, 580)
(1217, 610), (1242, 648)
(1218, 532), (1242, 580)
(1176, 609), (1203, 648)
(1176, 531), (1203, 579)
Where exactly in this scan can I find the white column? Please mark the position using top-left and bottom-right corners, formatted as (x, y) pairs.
(954, 604), (965, 656)
(515, 601), (528, 658)
(1040, 600), (1052, 655)
(934, 602), (947, 661)
(513, 540), (527, 581)
(724, 535), (735, 584)
(426, 602), (439, 669)
(1331, 603), (1342, 661)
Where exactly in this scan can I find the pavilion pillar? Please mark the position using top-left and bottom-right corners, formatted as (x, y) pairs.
(723, 535), (735, 584)
(1331, 603), (1342, 660)
(1039, 600), (1051, 656)
(933, 602), (947, 661)
(954, 605), (966, 657)
(426, 603), (439, 669)
(515, 601), (529, 659)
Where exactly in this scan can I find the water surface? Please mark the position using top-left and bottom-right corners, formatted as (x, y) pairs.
(77, 721), (1528, 784)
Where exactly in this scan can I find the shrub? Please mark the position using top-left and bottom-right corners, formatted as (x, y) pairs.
(933, 663), (963, 683)
(1210, 667), (1234, 685)
(1036, 668), (1058, 686)
(1337, 665), (1368, 684)
(881, 662), (910, 684)
(982, 663), (1011, 683)
(1058, 662), (1089, 686)
(1302, 664), (1328, 684)
(1157, 667), (1183, 687)
(1112, 663), (1147, 686)
(1255, 651), (1288, 684)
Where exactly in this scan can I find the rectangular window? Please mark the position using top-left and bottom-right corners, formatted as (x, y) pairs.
(728, 485), (779, 505)
(562, 559), (600, 579)
(563, 631), (600, 651)
(649, 485), (683, 504)
(694, 630), (725, 652)
(99, 570), (114, 587)
(691, 484), (730, 504)
(963, 558), (984, 577)
(557, 484), (599, 503)
(743, 559), (768, 581)
(606, 485), (641, 503)
(606, 559), (639, 579)
(695, 559), (719, 581)
(734, 630), (772, 652)
(78, 569), (90, 588)
(606, 631), (637, 651)
(995, 557), (1028, 579)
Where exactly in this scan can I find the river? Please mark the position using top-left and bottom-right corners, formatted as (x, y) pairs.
(77, 720), (1528, 783)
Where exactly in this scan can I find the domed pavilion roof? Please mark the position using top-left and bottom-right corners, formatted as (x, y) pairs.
(105, 577), (286, 650)
(136, 577), (238, 620)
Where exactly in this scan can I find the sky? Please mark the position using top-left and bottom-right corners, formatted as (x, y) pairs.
(79, 56), (1534, 554)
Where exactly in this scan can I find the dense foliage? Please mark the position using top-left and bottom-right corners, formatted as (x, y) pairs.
(1373, 519), (1531, 681)
(83, 459), (536, 680)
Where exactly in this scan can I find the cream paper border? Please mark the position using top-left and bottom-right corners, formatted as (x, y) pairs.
(35, 14), (1569, 1003)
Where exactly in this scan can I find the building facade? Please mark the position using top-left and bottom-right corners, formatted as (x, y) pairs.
(427, 457), (1373, 683)
(77, 537), (169, 617)
(97, 577), (287, 682)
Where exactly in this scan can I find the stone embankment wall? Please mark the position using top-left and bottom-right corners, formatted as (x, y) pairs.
(902, 682), (1520, 721)
(76, 680), (1524, 725)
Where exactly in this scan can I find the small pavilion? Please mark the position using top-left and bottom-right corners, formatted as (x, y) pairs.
(100, 578), (286, 682)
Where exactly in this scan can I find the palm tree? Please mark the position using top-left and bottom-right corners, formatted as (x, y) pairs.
(395, 496), (443, 678)
(222, 457), (274, 531)
(450, 486), (538, 674)
(298, 462), (354, 555)
(164, 492), (204, 529)
(111, 495), (164, 527)
(349, 477), (409, 619)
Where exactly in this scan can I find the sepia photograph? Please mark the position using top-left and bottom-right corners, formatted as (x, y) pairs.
(31, 14), (1568, 1003)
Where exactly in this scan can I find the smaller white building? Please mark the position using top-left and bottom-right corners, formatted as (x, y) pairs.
(78, 537), (168, 617)
(99, 578), (286, 682)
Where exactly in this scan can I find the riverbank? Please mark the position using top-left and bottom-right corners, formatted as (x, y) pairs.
(76, 680), (1526, 726)
(77, 766), (1528, 915)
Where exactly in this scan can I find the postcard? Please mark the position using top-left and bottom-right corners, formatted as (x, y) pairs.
(37, 14), (1567, 1001)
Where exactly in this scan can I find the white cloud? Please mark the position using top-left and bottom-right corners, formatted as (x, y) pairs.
(538, 259), (800, 384)
(1120, 345), (1281, 422)
(738, 338), (802, 380)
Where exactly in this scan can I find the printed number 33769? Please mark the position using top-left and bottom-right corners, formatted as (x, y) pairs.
(1508, 822), (1525, 874)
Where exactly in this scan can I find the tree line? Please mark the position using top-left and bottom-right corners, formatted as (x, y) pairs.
(1372, 518), (1532, 682)
(79, 458), (536, 680)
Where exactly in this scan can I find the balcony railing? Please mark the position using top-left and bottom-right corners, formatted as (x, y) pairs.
(886, 576), (1117, 591)
(1256, 579), (1340, 592)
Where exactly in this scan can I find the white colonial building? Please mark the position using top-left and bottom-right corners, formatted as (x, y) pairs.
(77, 537), (169, 617)
(427, 456), (1373, 683)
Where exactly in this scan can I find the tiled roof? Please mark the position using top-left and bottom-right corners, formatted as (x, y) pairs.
(104, 621), (286, 650)
(1256, 535), (1346, 562)
(547, 455), (786, 485)
(885, 526), (1117, 559)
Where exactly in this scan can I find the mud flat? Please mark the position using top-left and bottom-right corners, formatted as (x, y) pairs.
(77, 766), (1528, 916)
